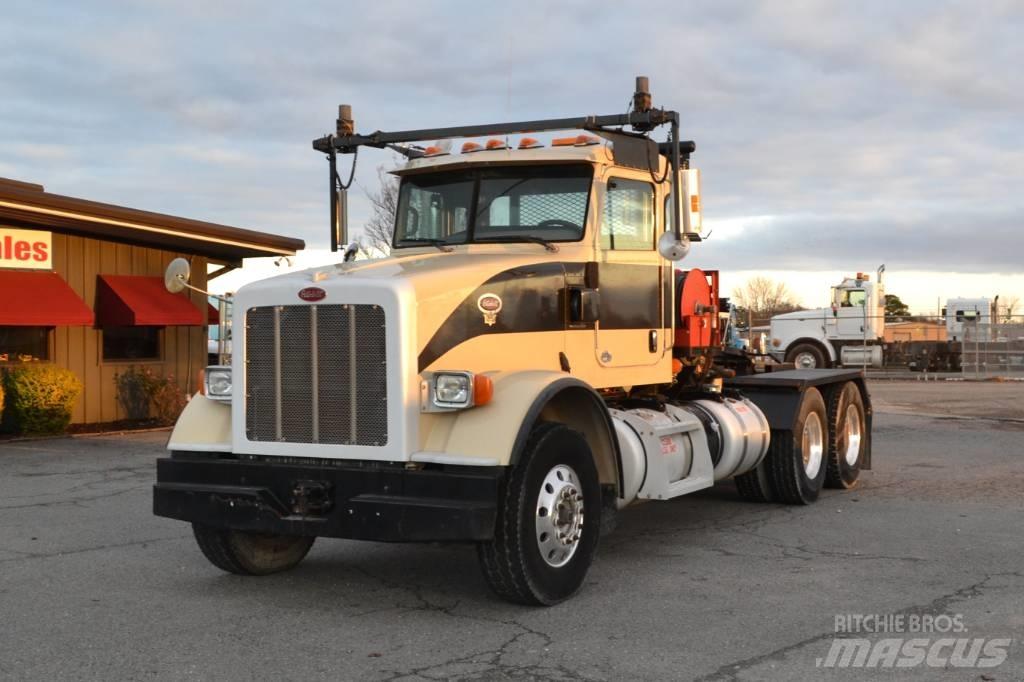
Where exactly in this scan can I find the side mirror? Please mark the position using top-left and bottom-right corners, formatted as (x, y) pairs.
(164, 258), (191, 293)
(658, 232), (690, 261)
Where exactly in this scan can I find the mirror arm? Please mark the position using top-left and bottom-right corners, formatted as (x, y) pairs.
(173, 276), (229, 303)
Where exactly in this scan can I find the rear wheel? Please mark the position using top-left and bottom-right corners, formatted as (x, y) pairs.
(478, 422), (601, 605)
(765, 387), (828, 504)
(192, 524), (315, 576)
(824, 382), (866, 489)
(734, 461), (776, 503)
(786, 343), (827, 369)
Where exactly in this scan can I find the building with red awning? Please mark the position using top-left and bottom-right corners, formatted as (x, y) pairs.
(0, 176), (303, 425)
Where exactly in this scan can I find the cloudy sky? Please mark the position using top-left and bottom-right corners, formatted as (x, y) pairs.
(2, 1), (1021, 312)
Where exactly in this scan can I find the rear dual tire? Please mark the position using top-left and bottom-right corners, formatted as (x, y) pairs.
(736, 387), (828, 505)
(736, 383), (866, 503)
(824, 381), (866, 489)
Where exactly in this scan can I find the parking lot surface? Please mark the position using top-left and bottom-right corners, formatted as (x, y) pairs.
(1, 381), (1022, 681)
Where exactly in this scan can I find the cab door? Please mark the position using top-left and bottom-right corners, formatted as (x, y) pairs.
(836, 288), (868, 337)
(594, 175), (665, 368)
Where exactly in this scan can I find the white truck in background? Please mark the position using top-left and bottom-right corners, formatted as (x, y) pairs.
(769, 267), (991, 372)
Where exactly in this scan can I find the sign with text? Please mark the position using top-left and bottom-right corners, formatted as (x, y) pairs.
(0, 228), (52, 269)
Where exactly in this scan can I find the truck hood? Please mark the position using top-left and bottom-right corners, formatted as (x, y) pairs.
(239, 248), (562, 305)
(233, 247), (576, 357)
(771, 308), (826, 322)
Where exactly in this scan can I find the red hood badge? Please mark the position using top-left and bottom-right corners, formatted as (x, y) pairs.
(298, 287), (326, 302)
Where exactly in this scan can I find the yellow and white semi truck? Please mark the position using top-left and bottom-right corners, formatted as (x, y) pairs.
(154, 78), (872, 605)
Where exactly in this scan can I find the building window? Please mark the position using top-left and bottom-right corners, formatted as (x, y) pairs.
(103, 327), (161, 361)
(603, 178), (655, 250)
(0, 326), (50, 363)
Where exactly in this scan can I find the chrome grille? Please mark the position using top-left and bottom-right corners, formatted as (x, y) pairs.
(245, 304), (388, 446)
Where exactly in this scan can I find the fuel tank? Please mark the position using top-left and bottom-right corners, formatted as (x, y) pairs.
(611, 396), (770, 508)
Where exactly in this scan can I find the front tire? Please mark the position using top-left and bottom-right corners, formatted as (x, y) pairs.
(478, 422), (601, 605)
(765, 387), (828, 504)
(824, 382), (866, 489)
(192, 524), (315, 576)
(786, 343), (828, 369)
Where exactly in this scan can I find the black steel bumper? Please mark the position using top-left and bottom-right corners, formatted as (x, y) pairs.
(153, 455), (502, 542)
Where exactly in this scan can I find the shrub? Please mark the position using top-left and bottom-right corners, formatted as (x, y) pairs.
(114, 367), (188, 426)
(150, 373), (188, 426)
(2, 365), (82, 435)
(114, 367), (155, 420)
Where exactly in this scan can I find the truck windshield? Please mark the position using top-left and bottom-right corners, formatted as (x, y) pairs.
(393, 165), (592, 248)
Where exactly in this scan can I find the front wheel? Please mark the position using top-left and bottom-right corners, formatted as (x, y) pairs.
(478, 422), (601, 605)
(192, 524), (315, 576)
(786, 343), (828, 369)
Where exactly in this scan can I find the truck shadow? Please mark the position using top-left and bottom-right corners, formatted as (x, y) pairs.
(187, 482), (818, 609)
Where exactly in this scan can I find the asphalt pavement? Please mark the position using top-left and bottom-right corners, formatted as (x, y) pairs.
(0, 382), (1021, 681)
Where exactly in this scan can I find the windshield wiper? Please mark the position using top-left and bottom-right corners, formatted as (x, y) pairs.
(474, 235), (559, 252)
(395, 238), (454, 252)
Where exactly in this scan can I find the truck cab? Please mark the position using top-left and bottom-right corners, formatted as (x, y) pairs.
(154, 78), (873, 605)
(770, 270), (885, 368)
(945, 297), (991, 342)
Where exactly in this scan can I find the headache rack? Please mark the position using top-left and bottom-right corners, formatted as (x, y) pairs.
(311, 76), (698, 254)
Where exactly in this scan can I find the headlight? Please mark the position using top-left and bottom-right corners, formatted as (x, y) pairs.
(204, 366), (232, 401)
(421, 371), (493, 412)
(434, 372), (471, 407)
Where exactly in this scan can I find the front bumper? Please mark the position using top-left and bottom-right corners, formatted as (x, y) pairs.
(154, 454), (502, 542)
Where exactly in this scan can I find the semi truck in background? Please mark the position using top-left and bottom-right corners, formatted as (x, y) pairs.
(154, 78), (874, 605)
(768, 268), (992, 371)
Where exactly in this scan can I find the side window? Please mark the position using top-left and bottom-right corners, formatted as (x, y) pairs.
(0, 326), (50, 363)
(603, 178), (654, 250)
(103, 327), (161, 361)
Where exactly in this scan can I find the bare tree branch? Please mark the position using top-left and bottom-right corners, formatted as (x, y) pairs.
(732, 276), (802, 326)
(1001, 295), (1020, 320)
(361, 163), (399, 256)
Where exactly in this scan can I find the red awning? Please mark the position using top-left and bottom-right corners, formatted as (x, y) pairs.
(96, 275), (204, 326)
(0, 271), (93, 326)
(208, 303), (219, 325)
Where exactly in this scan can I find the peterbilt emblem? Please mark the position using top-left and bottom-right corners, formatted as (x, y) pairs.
(477, 293), (503, 326)
(298, 287), (326, 302)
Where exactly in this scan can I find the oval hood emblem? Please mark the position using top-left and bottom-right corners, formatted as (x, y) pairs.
(298, 287), (326, 301)
(477, 293), (503, 326)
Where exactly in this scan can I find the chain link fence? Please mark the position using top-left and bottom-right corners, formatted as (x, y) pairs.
(961, 319), (1024, 379)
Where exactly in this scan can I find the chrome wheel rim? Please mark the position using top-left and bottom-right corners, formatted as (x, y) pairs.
(802, 412), (824, 478)
(795, 351), (818, 369)
(535, 464), (584, 568)
(844, 403), (862, 466)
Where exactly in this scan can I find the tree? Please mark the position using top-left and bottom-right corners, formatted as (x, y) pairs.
(732, 276), (801, 327)
(1002, 295), (1020, 321)
(884, 294), (911, 319)
(361, 164), (400, 256)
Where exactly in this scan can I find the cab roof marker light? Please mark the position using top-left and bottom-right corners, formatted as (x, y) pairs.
(485, 139), (508, 150)
(461, 141), (484, 153)
(574, 134), (599, 146)
(518, 137), (543, 149)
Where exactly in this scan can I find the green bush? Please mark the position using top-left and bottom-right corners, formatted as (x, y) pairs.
(114, 367), (188, 426)
(2, 365), (82, 435)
